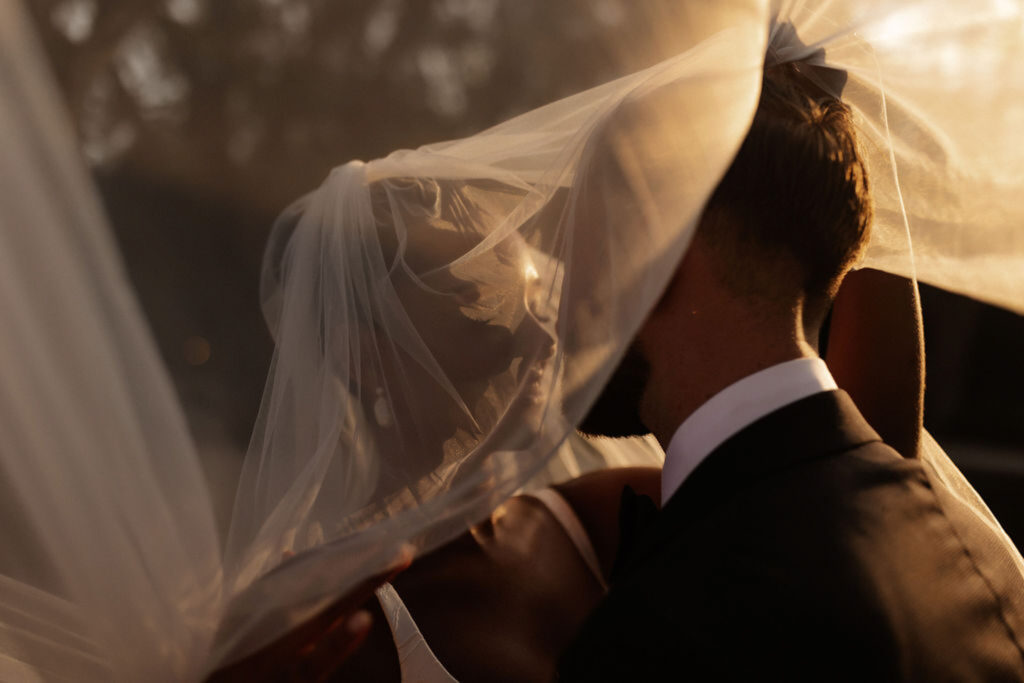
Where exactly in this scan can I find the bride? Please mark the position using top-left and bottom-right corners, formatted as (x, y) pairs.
(3, 0), (1024, 680)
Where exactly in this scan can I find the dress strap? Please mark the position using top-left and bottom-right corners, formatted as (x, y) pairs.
(375, 582), (459, 683)
(524, 488), (609, 592)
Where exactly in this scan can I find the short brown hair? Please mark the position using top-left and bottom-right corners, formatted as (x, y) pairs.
(699, 63), (873, 301)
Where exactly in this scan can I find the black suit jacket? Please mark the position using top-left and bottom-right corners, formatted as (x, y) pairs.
(560, 390), (1024, 681)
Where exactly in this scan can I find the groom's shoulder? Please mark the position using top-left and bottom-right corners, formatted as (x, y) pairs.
(656, 437), (1015, 624)
(627, 439), (930, 610)
(650, 432), (930, 576)
(561, 441), (1024, 681)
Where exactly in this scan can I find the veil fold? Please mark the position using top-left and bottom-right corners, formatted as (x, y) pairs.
(1, 0), (1023, 678)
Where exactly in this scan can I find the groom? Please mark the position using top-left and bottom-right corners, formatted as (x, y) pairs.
(559, 64), (1024, 680)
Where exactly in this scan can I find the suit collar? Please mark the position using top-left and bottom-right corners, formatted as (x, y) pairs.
(678, 388), (882, 487)
(662, 358), (838, 505)
(616, 390), (883, 580)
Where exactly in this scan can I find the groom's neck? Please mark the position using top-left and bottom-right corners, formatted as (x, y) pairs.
(636, 285), (816, 449)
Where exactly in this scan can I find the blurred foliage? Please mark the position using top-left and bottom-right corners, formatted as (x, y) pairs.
(30, 0), (656, 215)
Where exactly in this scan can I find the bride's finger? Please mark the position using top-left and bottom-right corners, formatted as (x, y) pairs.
(300, 546), (415, 679)
(316, 543), (415, 622)
(204, 545), (415, 682)
(294, 609), (374, 682)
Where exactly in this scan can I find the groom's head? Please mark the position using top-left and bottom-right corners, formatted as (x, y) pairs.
(579, 63), (873, 438)
(698, 63), (872, 312)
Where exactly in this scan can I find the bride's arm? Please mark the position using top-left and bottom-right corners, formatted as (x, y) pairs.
(554, 465), (661, 581)
(825, 267), (925, 458)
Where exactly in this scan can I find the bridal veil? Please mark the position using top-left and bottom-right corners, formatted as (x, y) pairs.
(2, 0), (1023, 678)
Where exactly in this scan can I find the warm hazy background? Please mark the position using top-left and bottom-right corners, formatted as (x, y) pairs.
(26, 0), (1024, 545)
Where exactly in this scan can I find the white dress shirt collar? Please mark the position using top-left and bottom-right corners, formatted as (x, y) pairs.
(661, 357), (837, 505)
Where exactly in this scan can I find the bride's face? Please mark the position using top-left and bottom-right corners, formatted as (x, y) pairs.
(345, 178), (558, 488)
(372, 178), (555, 389)
(392, 227), (528, 383)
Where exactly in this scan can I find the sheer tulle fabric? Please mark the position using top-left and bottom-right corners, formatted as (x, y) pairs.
(219, 6), (767, 661)
(0, 2), (220, 680)
(1, 0), (1023, 679)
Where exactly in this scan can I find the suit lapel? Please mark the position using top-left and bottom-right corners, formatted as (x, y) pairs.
(615, 390), (884, 580)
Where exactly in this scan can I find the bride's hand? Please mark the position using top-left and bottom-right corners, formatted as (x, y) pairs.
(205, 550), (413, 683)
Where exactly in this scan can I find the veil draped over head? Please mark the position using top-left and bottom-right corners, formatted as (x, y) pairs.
(2, 0), (1024, 678)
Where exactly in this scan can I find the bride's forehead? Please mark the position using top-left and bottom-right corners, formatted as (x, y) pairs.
(370, 176), (528, 254)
